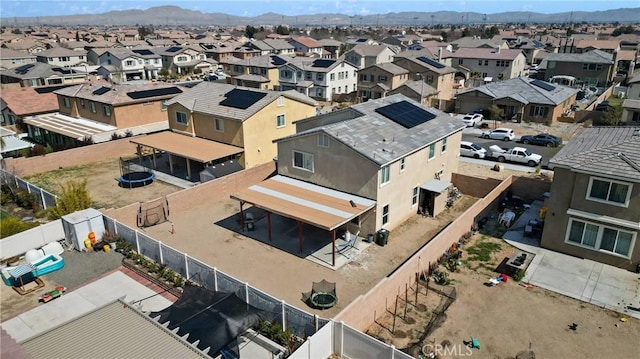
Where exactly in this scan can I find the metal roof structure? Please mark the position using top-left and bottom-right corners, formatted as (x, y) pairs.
(23, 112), (117, 141)
(129, 131), (243, 163)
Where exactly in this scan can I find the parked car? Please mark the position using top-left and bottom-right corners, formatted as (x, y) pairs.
(489, 146), (542, 167)
(203, 75), (219, 81)
(461, 113), (483, 127)
(460, 141), (487, 159)
(519, 133), (562, 147)
(481, 128), (515, 141)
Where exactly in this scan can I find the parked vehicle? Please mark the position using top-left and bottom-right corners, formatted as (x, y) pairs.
(460, 141), (487, 159)
(489, 145), (542, 167)
(481, 128), (515, 141)
(461, 113), (483, 127)
(519, 133), (562, 147)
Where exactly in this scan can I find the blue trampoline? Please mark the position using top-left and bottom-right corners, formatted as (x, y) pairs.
(119, 171), (155, 188)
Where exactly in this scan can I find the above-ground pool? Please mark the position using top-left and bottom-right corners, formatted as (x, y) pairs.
(119, 171), (155, 188)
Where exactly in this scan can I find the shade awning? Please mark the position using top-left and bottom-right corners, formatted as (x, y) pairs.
(23, 113), (116, 141)
(420, 179), (451, 193)
(231, 175), (376, 231)
(130, 131), (244, 163)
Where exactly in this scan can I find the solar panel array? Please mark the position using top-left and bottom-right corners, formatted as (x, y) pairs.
(270, 56), (287, 66)
(126, 87), (183, 99)
(52, 67), (73, 75)
(166, 47), (182, 53)
(14, 64), (35, 75)
(132, 49), (154, 56)
(220, 89), (268, 110)
(530, 79), (556, 91)
(92, 86), (111, 95)
(416, 56), (446, 69)
(312, 59), (335, 68)
(374, 100), (437, 129)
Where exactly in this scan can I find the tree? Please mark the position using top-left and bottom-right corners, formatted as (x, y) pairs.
(75, 31), (80, 41)
(489, 104), (505, 128)
(47, 179), (93, 220)
(275, 25), (289, 35)
(595, 103), (623, 126)
(245, 25), (258, 39)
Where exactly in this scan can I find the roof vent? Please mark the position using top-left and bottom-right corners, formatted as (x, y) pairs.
(633, 128), (640, 137)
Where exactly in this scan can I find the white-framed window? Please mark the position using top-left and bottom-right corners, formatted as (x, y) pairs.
(80, 99), (85, 108)
(380, 165), (390, 185)
(378, 75), (387, 82)
(177, 56), (187, 62)
(161, 100), (168, 110)
(566, 218), (635, 257)
(62, 97), (71, 108)
(587, 177), (631, 206)
(125, 60), (135, 66)
(293, 150), (314, 172)
(316, 73), (323, 81)
(412, 186), (419, 206)
(400, 158), (406, 172)
(441, 137), (447, 153)
(89, 102), (96, 113)
(277, 97), (284, 107)
(103, 105), (111, 117)
(214, 118), (224, 132)
(330, 73), (335, 81)
(318, 134), (329, 147)
(428, 143), (436, 160)
(530, 105), (548, 117)
(382, 204), (390, 226)
(276, 114), (285, 128)
(176, 111), (188, 125)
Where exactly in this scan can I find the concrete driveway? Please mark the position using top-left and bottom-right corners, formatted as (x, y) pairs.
(503, 202), (640, 320)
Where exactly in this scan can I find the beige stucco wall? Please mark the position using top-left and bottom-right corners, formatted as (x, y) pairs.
(59, 95), (168, 129)
(544, 61), (613, 86)
(541, 167), (640, 270)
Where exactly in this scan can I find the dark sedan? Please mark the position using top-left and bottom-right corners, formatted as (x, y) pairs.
(519, 133), (562, 147)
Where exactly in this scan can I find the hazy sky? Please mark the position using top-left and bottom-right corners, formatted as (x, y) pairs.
(1, 0), (638, 18)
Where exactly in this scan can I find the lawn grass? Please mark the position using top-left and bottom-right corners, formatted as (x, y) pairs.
(606, 96), (623, 108)
(24, 163), (95, 194)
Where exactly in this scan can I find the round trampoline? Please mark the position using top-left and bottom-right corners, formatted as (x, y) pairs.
(119, 171), (155, 188)
(310, 292), (338, 309)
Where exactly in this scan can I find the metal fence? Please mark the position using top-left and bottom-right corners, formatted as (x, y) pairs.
(103, 215), (325, 339)
(1, 168), (58, 210)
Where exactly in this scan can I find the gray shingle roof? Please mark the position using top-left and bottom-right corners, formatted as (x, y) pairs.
(550, 127), (640, 181)
(543, 49), (614, 64)
(54, 81), (184, 105)
(165, 82), (316, 121)
(363, 62), (409, 75)
(280, 94), (465, 166)
(457, 77), (579, 106)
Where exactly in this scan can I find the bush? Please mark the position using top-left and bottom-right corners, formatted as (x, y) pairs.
(15, 190), (38, 210)
(0, 217), (40, 238)
(47, 179), (92, 219)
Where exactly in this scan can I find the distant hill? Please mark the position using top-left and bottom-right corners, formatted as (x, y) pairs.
(4, 6), (640, 27)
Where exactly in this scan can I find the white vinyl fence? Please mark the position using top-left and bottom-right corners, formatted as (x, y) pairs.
(0, 220), (65, 259)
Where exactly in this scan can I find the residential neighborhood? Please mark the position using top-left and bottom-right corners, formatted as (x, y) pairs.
(1, 4), (639, 359)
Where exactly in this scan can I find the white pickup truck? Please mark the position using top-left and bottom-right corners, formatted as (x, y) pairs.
(489, 145), (542, 167)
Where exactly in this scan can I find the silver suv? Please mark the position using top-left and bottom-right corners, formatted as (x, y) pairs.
(481, 128), (515, 141)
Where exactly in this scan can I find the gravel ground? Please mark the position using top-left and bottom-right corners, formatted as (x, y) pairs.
(46, 247), (124, 290)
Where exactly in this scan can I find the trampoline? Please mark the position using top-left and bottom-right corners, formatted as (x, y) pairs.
(119, 171), (155, 188)
(302, 279), (337, 310)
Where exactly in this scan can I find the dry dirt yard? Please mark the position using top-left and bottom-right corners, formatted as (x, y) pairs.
(366, 235), (640, 359)
(23, 157), (181, 209)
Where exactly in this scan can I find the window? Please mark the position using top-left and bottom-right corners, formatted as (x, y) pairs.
(176, 111), (188, 125)
(478, 60), (483, 66)
(529, 106), (548, 118)
(214, 118), (224, 132)
(441, 137), (447, 153)
(89, 102), (96, 113)
(458, 59), (463, 65)
(318, 134), (329, 147)
(566, 219), (635, 257)
(305, 72), (312, 80)
(428, 143), (436, 160)
(234, 65), (243, 73)
(400, 158), (406, 172)
(587, 177), (631, 206)
(161, 100), (168, 110)
(330, 73), (335, 81)
(293, 151), (314, 172)
(378, 75), (387, 82)
(380, 166), (390, 185)
(277, 97), (284, 107)
(125, 60), (135, 66)
(412, 187), (419, 206)
(177, 56), (187, 62)
(62, 97), (71, 108)
(80, 99), (85, 108)
(276, 114), (285, 128)
(103, 105), (111, 117)
(281, 69), (292, 78)
(382, 204), (389, 226)
(317, 73), (323, 81)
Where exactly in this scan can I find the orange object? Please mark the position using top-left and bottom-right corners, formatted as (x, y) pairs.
(89, 232), (96, 243)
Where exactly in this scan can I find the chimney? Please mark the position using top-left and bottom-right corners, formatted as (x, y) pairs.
(495, 46), (501, 54)
(438, 47), (443, 62)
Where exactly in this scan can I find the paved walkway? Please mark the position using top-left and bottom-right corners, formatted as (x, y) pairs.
(503, 201), (640, 320)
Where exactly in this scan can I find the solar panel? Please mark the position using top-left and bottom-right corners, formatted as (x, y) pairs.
(52, 67), (73, 75)
(92, 86), (111, 95)
(166, 46), (182, 53)
(34, 84), (74, 94)
(15, 64), (35, 75)
(126, 87), (183, 99)
(270, 55), (287, 66)
(356, 38), (367, 43)
(132, 49), (154, 56)
(374, 100), (437, 129)
(312, 59), (335, 68)
(416, 56), (446, 69)
(531, 79), (556, 91)
(220, 89), (268, 110)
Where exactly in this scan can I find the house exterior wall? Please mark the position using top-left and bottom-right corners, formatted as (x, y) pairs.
(453, 53), (527, 80)
(38, 54), (86, 67)
(111, 101), (167, 128)
(392, 58), (456, 101)
(0, 56), (37, 69)
(544, 60), (613, 87)
(541, 168), (640, 270)
(357, 68), (407, 100)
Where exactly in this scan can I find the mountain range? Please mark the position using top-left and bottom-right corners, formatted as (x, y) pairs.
(4, 6), (640, 27)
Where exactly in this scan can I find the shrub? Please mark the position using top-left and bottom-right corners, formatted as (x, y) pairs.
(0, 217), (40, 238)
(47, 179), (92, 219)
(15, 190), (37, 210)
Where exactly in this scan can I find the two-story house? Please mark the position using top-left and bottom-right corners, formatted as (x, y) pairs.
(0, 85), (66, 126)
(279, 58), (358, 101)
(160, 46), (215, 75)
(455, 77), (578, 123)
(226, 54), (290, 90)
(35, 47), (88, 67)
(343, 44), (397, 69)
(0, 48), (37, 70)
(541, 127), (640, 271)
(318, 39), (343, 59)
(622, 72), (640, 123)
(97, 48), (161, 82)
(0, 62), (86, 88)
(538, 50), (615, 87)
(392, 55), (457, 109)
(247, 39), (295, 56)
(162, 82), (317, 174)
(288, 37), (324, 56)
(357, 62), (409, 101)
(444, 47), (527, 83)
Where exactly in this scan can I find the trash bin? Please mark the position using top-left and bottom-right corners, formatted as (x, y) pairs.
(366, 234), (374, 243)
(376, 229), (389, 246)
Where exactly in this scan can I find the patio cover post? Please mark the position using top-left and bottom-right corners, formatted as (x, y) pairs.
(298, 221), (303, 253)
(136, 144), (142, 164)
(239, 201), (245, 231)
(267, 212), (272, 242)
(186, 159), (192, 179)
(331, 229), (336, 267)
(152, 149), (157, 169)
(168, 154), (174, 174)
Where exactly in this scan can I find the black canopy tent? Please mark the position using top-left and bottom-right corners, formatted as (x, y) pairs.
(150, 286), (278, 356)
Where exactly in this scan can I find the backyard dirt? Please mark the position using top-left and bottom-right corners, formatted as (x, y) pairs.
(366, 234), (640, 359)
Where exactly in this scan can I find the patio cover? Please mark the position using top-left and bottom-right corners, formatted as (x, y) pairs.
(420, 179), (451, 193)
(23, 113), (116, 140)
(231, 175), (376, 231)
(130, 131), (243, 163)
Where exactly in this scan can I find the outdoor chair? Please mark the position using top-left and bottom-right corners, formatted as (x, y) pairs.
(335, 230), (360, 254)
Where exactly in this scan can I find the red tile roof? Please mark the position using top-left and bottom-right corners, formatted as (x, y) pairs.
(1, 86), (59, 116)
